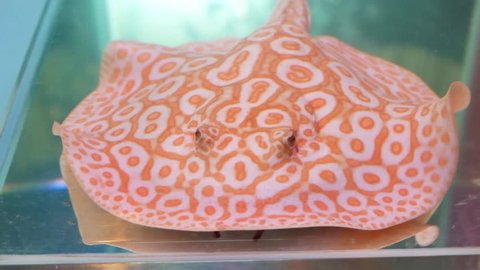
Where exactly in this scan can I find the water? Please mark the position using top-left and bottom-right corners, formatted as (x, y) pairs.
(0, 0), (479, 258)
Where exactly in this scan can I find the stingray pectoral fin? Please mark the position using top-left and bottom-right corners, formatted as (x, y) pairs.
(98, 41), (176, 85)
(52, 121), (62, 136)
(446, 81), (471, 113)
(99, 41), (140, 84)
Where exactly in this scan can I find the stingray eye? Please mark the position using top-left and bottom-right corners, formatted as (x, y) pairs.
(285, 131), (297, 150)
(287, 134), (296, 147)
(195, 129), (202, 141)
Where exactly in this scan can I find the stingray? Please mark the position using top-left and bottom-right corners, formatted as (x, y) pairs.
(55, 0), (470, 238)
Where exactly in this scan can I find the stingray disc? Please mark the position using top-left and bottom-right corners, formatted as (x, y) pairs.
(58, 0), (470, 231)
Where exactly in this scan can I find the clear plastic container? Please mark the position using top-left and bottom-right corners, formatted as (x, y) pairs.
(1, 0), (479, 268)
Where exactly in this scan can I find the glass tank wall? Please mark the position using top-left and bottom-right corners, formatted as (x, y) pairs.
(0, 0), (479, 263)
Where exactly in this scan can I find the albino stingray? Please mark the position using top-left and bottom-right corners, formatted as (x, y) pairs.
(56, 0), (470, 232)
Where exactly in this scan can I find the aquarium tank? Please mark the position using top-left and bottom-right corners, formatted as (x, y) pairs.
(0, 0), (479, 268)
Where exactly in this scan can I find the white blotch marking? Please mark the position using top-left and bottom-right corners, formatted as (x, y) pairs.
(227, 195), (257, 219)
(307, 193), (336, 214)
(277, 58), (324, 89)
(179, 88), (216, 115)
(180, 56), (217, 73)
(128, 180), (156, 204)
(221, 154), (260, 189)
(156, 190), (190, 212)
(270, 37), (311, 56)
(256, 108), (292, 128)
(248, 28), (276, 41)
(110, 141), (149, 178)
(281, 24), (308, 37)
(160, 134), (193, 156)
(112, 102), (143, 122)
(216, 104), (250, 128)
(337, 190), (368, 212)
(239, 78), (279, 106)
(206, 44), (262, 86)
(381, 119), (411, 165)
(352, 165), (390, 192)
(149, 57), (186, 81)
(151, 156), (181, 187)
(104, 122), (132, 142)
(308, 163), (347, 191)
(148, 76), (186, 101)
(134, 105), (171, 140)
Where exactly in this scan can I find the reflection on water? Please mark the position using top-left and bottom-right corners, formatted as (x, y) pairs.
(0, 0), (477, 254)
(2, 178), (66, 194)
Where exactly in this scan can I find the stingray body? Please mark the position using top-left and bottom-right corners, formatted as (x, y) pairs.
(58, 0), (470, 231)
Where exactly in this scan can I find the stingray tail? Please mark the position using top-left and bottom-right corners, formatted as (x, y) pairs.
(267, 0), (311, 32)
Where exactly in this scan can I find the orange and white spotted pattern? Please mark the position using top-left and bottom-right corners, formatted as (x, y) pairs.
(59, 0), (470, 231)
